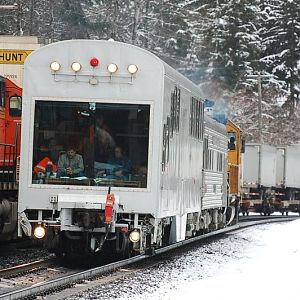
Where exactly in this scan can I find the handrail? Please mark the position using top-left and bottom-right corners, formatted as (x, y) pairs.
(0, 136), (19, 190)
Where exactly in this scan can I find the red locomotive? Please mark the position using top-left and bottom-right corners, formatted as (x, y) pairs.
(0, 75), (22, 240)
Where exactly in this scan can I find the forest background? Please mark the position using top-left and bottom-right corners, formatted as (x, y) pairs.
(1, 0), (299, 145)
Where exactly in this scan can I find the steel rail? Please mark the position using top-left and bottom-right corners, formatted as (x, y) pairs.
(0, 255), (147, 300)
(0, 216), (297, 300)
(0, 258), (56, 278)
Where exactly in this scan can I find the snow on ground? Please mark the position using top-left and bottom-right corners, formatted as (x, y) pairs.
(167, 219), (300, 300)
(69, 219), (300, 300)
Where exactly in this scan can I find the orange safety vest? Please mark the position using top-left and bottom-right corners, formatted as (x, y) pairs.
(34, 157), (58, 174)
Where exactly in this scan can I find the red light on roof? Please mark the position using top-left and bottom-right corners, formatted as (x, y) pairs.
(90, 58), (99, 67)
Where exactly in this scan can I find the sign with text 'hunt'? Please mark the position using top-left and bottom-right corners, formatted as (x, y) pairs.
(0, 49), (33, 64)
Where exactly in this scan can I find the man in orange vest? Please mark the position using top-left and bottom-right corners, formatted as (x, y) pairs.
(34, 157), (57, 177)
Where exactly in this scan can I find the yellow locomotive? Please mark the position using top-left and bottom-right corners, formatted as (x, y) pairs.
(226, 120), (244, 219)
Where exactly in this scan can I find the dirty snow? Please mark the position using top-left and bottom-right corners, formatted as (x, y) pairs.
(69, 219), (300, 300)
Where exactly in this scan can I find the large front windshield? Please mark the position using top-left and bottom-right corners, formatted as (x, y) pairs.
(32, 100), (150, 188)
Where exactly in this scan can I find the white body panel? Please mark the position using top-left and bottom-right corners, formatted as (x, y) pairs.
(243, 144), (276, 187)
(18, 40), (207, 222)
(0, 36), (40, 87)
(285, 145), (300, 189)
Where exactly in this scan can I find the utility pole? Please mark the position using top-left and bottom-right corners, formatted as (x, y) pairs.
(257, 73), (263, 144)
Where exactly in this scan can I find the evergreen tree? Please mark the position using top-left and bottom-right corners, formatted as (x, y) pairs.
(199, 0), (262, 89)
(261, 0), (300, 116)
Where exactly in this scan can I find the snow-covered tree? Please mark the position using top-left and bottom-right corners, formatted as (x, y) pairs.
(261, 0), (300, 116)
(197, 0), (262, 89)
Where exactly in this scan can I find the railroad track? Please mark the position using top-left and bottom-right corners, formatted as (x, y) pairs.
(0, 216), (298, 300)
(0, 258), (56, 278)
(239, 214), (299, 222)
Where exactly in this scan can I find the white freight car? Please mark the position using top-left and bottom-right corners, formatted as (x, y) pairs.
(275, 145), (300, 214)
(243, 144), (277, 188)
(241, 144), (277, 215)
(18, 40), (228, 256)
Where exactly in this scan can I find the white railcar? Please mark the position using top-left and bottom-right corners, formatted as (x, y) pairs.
(275, 145), (300, 214)
(243, 144), (277, 188)
(18, 40), (228, 256)
(241, 144), (277, 215)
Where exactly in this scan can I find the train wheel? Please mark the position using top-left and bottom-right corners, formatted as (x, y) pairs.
(117, 232), (133, 259)
(0, 218), (4, 235)
(162, 224), (171, 247)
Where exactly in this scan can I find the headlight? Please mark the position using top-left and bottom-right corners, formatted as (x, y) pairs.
(50, 61), (61, 72)
(129, 229), (140, 243)
(127, 64), (138, 75)
(107, 63), (118, 74)
(33, 225), (46, 239)
(71, 62), (82, 72)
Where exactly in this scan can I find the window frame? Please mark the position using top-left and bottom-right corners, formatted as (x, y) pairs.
(28, 97), (154, 192)
(9, 95), (22, 117)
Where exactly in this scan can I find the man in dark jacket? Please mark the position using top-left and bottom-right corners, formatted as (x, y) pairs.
(56, 146), (84, 178)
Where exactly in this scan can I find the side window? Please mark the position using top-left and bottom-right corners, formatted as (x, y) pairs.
(10, 96), (22, 116)
(0, 81), (5, 107)
(170, 86), (181, 136)
(190, 97), (204, 140)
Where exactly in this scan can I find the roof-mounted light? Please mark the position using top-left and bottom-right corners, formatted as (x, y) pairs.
(71, 62), (82, 72)
(107, 63), (118, 74)
(90, 58), (99, 67)
(50, 61), (61, 72)
(127, 64), (138, 75)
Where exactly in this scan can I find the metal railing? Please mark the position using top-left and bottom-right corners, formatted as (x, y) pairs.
(0, 142), (18, 191)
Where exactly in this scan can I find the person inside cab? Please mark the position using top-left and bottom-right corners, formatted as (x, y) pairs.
(107, 146), (132, 180)
(56, 146), (84, 178)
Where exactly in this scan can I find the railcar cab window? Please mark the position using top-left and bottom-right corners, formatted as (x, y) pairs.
(9, 96), (22, 116)
(32, 101), (150, 188)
